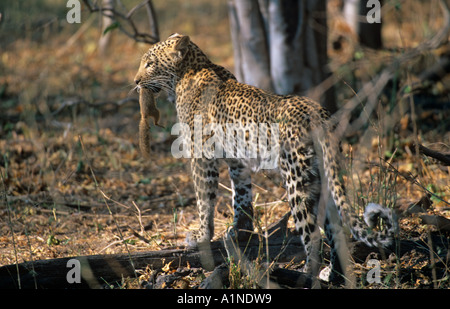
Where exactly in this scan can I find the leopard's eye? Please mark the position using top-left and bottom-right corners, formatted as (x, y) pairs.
(145, 62), (152, 69)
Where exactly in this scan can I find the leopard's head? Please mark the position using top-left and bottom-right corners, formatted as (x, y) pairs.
(134, 33), (191, 94)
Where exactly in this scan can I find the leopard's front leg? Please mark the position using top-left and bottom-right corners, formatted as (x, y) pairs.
(226, 159), (254, 238)
(186, 158), (219, 246)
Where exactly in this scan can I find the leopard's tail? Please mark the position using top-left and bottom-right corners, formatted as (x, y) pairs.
(314, 128), (398, 248)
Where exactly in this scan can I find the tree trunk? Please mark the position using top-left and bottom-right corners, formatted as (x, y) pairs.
(343, 0), (383, 49)
(98, 0), (115, 56)
(228, 0), (337, 113)
(358, 0), (383, 49)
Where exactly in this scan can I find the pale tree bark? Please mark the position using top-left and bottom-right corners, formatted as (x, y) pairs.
(228, 0), (337, 113)
(98, 0), (115, 56)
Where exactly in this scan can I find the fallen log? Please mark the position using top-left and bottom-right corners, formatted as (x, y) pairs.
(416, 143), (450, 166)
(1, 214), (448, 289)
(0, 217), (304, 289)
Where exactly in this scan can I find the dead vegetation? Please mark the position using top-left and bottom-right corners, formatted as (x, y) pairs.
(0, 0), (449, 289)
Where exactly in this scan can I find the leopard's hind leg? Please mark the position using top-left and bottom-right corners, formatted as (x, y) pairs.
(279, 138), (322, 275)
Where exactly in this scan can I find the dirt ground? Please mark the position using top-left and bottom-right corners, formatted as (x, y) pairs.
(0, 0), (449, 289)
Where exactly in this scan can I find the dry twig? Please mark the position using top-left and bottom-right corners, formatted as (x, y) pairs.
(82, 0), (159, 44)
(415, 144), (450, 166)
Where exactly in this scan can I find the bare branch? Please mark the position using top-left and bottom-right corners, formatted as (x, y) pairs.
(416, 144), (450, 166)
(82, 0), (159, 44)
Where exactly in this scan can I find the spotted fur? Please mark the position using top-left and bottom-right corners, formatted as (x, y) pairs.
(134, 34), (397, 282)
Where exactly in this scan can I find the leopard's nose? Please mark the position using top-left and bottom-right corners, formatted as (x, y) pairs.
(134, 78), (141, 85)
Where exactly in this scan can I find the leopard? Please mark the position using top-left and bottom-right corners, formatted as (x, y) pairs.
(134, 33), (398, 283)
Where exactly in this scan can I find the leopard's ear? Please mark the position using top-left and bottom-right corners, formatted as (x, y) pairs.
(170, 35), (190, 61)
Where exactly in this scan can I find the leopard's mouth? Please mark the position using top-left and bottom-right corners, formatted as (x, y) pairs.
(136, 83), (162, 95)
(141, 83), (161, 94)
